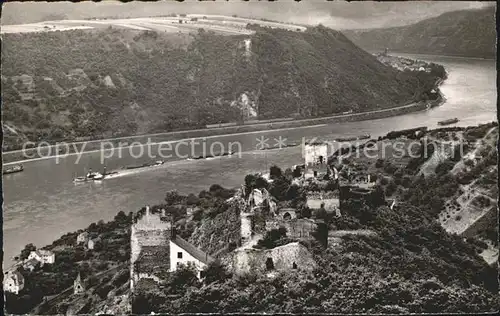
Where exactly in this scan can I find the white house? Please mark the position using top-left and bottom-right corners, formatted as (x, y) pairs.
(169, 235), (214, 279)
(76, 232), (89, 244)
(87, 237), (100, 250)
(28, 249), (55, 264)
(4, 271), (24, 294)
(303, 142), (328, 166)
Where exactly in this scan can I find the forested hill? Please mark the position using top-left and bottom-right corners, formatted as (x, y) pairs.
(343, 7), (496, 59)
(2, 26), (431, 149)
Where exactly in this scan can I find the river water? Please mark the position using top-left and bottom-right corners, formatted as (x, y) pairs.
(2, 54), (496, 267)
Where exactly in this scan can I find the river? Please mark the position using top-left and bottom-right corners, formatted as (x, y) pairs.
(2, 54), (496, 267)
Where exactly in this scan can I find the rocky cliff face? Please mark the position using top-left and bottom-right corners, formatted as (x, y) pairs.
(344, 7), (496, 58)
(2, 26), (423, 149)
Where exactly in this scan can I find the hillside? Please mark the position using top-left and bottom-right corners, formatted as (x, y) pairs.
(1, 25), (439, 150)
(132, 122), (498, 313)
(344, 7), (496, 59)
(5, 123), (498, 314)
(4, 213), (132, 315)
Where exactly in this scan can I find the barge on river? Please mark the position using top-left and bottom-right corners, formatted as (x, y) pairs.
(3, 164), (24, 175)
(438, 118), (459, 126)
(335, 134), (371, 142)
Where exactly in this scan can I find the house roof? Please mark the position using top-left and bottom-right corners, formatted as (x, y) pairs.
(33, 249), (54, 257)
(171, 236), (214, 265)
(23, 258), (39, 267)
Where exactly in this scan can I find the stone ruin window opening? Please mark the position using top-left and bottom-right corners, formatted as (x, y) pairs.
(265, 257), (275, 271)
(283, 212), (292, 220)
(292, 262), (297, 269)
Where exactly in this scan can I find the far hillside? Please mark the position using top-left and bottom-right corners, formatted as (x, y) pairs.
(2, 26), (442, 150)
(344, 7), (496, 59)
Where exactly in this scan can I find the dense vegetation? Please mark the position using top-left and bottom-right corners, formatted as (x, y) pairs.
(2, 25), (434, 149)
(344, 7), (496, 59)
(133, 165), (498, 314)
(132, 123), (498, 313)
(7, 124), (497, 314)
(5, 212), (132, 315)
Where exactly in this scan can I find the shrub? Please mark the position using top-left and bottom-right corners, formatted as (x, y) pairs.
(202, 261), (231, 285)
(269, 165), (283, 179)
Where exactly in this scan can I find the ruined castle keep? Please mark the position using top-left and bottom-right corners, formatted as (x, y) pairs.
(131, 205), (216, 290)
(239, 187), (276, 245)
(130, 206), (172, 291)
(229, 186), (319, 275)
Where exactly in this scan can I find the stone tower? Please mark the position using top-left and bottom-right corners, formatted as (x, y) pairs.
(130, 205), (172, 291)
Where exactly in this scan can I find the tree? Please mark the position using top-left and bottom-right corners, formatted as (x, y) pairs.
(165, 190), (182, 205)
(385, 180), (397, 196)
(245, 174), (269, 196)
(186, 193), (200, 206)
(202, 261), (231, 285)
(20, 243), (37, 260)
(255, 227), (288, 249)
(132, 291), (161, 314)
(292, 166), (302, 178)
(375, 159), (384, 168)
(167, 263), (200, 294)
(114, 211), (129, 224)
(269, 165), (283, 179)
(270, 177), (291, 201)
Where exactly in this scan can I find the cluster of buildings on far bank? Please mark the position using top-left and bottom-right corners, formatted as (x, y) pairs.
(376, 50), (433, 73)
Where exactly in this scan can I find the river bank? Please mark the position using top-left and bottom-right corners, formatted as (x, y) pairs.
(3, 95), (444, 165)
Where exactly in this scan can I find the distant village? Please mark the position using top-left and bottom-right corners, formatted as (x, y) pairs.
(376, 48), (435, 73)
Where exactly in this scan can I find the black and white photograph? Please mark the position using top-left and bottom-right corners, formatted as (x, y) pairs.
(1, 0), (498, 314)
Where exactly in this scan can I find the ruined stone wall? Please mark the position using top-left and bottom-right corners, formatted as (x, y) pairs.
(307, 198), (340, 212)
(265, 218), (317, 239)
(241, 214), (253, 245)
(232, 242), (316, 275)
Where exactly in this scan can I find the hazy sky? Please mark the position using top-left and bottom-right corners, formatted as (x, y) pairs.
(1, 1), (495, 29)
